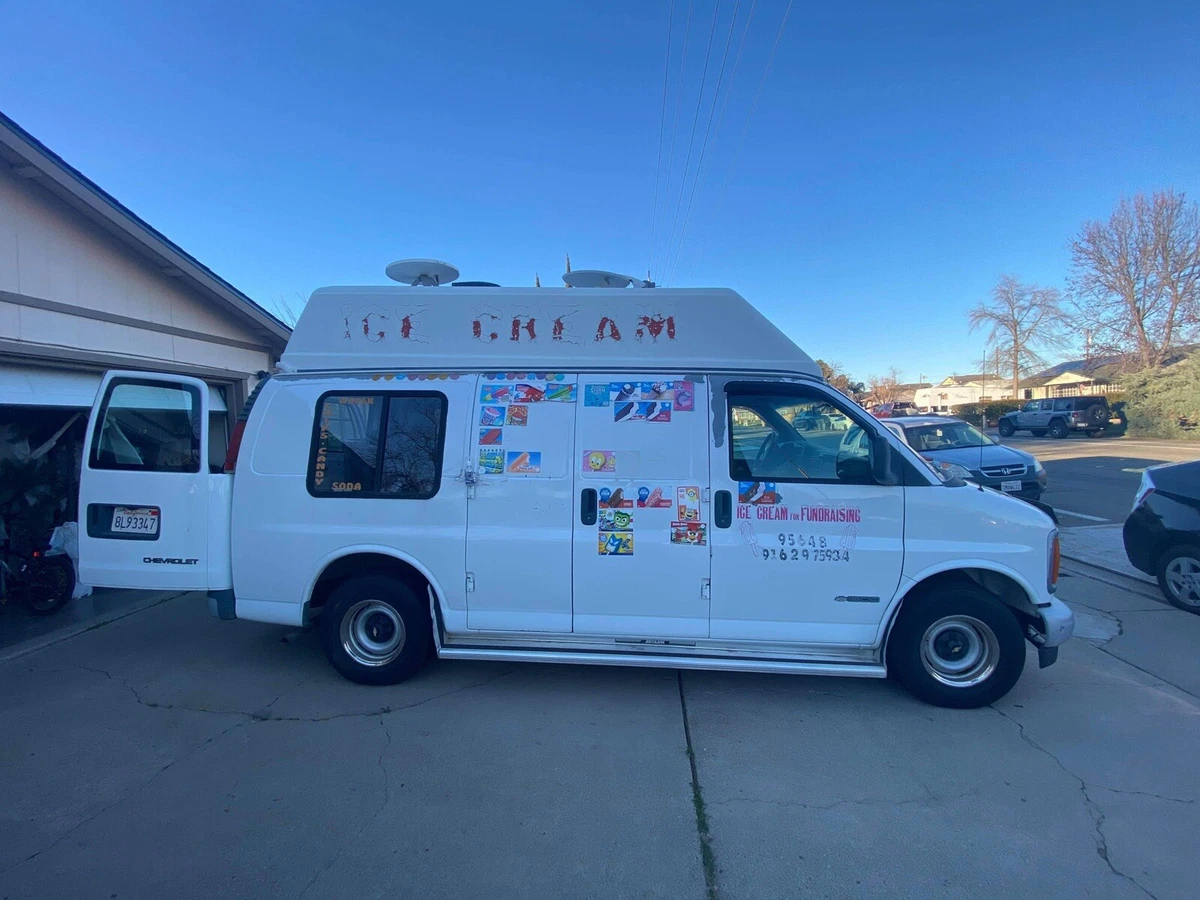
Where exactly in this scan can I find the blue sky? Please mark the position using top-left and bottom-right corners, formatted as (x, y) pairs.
(3, 0), (1199, 381)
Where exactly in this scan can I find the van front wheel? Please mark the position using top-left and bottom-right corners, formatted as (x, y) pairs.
(320, 574), (432, 685)
(887, 585), (1025, 708)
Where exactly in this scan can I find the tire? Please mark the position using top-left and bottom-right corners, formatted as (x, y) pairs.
(1086, 428), (1106, 438)
(1157, 544), (1200, 614)
(1048, 419), (1069, 439)
(1030, 429), (1047, 437)
(1083, 403), (1108, 427)
(886, 583), (1026, 708)
(20, 557), (73, 616)
(997, 419), (1015, 438)
(319, 574), (433, 685)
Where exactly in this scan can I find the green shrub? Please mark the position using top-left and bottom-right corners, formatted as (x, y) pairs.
(953, 400), (1022, 425)
(1121, 355), (1200, 439)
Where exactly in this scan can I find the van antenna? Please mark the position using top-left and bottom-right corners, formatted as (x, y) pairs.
(385, 259), (460, 286)
(562, 269), (655, 288)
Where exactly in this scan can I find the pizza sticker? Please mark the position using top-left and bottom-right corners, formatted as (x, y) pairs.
(505, 405), (529, 426)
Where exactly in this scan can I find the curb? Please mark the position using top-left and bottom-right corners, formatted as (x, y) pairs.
(1061, 553), (1155, 588)
(0, 591), (186, 664)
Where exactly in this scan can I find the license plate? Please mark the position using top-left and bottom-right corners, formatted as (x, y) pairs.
(1000, 480), (1023, 493)
(112, 507), (159, 535)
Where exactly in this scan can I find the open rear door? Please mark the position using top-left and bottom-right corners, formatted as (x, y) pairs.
(79, 371), (227, 591)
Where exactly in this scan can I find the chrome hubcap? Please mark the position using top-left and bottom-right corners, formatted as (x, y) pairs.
(1165, 557), (1200, 608)
(341, 600), (406, 666)
(920, 615), (1000, 687)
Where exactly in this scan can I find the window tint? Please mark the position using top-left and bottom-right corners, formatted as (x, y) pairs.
(1053, 399), (1073, 411)
(1040, 401), (1054, 410)
(90, 380), (201, 473)
(1023, 401), (1039, 412)
(309, 392), (446, 498)
(728, 387), (875, 484)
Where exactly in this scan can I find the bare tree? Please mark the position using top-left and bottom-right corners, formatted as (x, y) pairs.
(816, 359), (864, 397)
(968, 276), (1065, 402)
(269, 291), (309, 328)
(865, 367), (903, 405)
(1068, 190), (1200, 369)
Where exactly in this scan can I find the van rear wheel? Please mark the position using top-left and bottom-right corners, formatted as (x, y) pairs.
(887, 584), (1025, 708)
(319, 574), (432, 685)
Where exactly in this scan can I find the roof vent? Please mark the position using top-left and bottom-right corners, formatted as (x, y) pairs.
(451, 281), (501, 287)
(562, 269), (654, 288)
(385, 259), (460, 286)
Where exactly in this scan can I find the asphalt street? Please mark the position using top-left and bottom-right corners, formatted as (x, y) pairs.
(3, 567), (1199, 900)
(998, 434), (1197, 525)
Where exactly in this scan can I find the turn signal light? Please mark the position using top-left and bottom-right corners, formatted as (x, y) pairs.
(1048, 531), (1061, 594)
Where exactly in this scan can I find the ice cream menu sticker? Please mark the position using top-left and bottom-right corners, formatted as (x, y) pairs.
(677, 485), (701, 521)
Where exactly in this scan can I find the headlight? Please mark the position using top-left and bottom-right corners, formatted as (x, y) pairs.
(924, 458), (974, 482)
(1032, 458), (1044, 474)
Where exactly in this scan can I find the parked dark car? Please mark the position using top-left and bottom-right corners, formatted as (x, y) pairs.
(1123, 459), (1200, 613)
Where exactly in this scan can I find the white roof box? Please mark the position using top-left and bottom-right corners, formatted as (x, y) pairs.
(280, 286), (818, 377)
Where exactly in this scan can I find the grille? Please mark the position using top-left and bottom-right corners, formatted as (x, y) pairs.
(980, 464), (1027, 478)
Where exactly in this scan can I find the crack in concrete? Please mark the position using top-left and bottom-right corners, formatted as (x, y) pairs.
(66, 663), (518, 723)
(0, 718), (246, 877)
(296, 715), (393, 899)
(992, 706), (1162, 899)
(708, 787), (980, 813)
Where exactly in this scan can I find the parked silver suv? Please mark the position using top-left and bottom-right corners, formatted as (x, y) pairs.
(998, 396), (1113, 439)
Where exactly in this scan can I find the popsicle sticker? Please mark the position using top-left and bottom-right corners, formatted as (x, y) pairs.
(599, 487), (633, 509)
(480, 384), (511, 403)
(478, 449), (504, 474)
(513, 383), (546, 403)
(505, 451), (542, 475)
(610, 382), (640, 403)
(583, 450), (617, 473)
(738, 520), (762, 560)
(545, 383), (577, 402)
(677, 485), (701, 522)
(479, 428), (503, 445)
(641, 401), (672, 423)
(636, 486), (672, 508)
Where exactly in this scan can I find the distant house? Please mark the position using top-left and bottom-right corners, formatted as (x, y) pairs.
(1017, 357), (1126, 400)
(913, 373), (1009, 412)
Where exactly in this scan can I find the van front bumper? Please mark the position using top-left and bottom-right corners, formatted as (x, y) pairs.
(1036, 595), (1074, 648)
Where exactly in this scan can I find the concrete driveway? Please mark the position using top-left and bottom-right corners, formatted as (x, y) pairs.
(2, 567), (1198, 900)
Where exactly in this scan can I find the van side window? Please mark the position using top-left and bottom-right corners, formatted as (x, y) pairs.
(727, 387), (875, 484)
(309, 392), (447, 498)
(90, 380), (201, 473)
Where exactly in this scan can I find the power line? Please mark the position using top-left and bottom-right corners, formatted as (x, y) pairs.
(654, 1), (693, 283)
(666, 0), (742, 286)
(680, 0), (757, 283)
(648, 0), (675, 282)
(662, 0), (722, 288)
(686, 0), (792, 284)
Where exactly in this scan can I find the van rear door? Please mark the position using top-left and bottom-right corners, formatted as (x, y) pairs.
(79, 371), (230, 591)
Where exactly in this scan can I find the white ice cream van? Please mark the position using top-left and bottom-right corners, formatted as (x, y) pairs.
(77, 265), (1073, 708)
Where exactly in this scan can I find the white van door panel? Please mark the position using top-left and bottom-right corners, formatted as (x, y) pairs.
(464, 375), (576, 632)
(79, 371), (223, 591)
(709, 381), (905, 645)
(573, 376), (710, 637)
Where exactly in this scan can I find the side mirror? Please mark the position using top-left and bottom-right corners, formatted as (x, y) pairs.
(870, 433), (900, 485)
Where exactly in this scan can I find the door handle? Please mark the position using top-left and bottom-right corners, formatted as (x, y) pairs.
(714, 490), (732, 528)
(581, 488), (598, 525)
